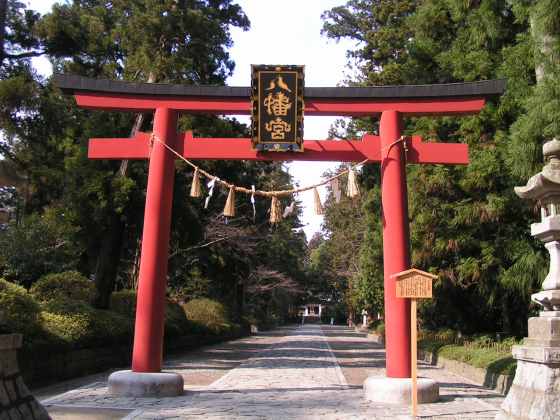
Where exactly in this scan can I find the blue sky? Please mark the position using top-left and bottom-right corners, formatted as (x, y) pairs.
(28, 0), (356, 239)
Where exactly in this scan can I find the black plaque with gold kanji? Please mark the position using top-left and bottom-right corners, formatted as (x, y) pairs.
(251, 65), (304, 152)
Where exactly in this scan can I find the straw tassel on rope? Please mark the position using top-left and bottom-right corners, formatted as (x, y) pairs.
(270, 195), (282, 224)
(190, 168), (202, 198)
(223, 186), (236, 217)
(347, 167), (360, 198)
(313, 188), (324, 215)
(331, 178), (341, 203)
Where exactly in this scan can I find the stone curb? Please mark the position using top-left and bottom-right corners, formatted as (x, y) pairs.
(419, 349), (513, 395)
(366, 332), (385, 345)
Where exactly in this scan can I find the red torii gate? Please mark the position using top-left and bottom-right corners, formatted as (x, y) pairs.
(56, 75), (504, 393)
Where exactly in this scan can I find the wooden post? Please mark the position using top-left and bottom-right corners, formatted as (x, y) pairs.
(411, 298), (418, 417)
(392, 268), (438, 417)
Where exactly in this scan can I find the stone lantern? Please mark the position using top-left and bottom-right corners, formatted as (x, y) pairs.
(0, 314), (51, 419)
(497, 138), (560, 420)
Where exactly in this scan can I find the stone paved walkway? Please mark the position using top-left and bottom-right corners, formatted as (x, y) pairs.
(41, 325), (504, 419)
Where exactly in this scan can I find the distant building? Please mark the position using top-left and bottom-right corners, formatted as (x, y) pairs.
(298, 303), (324, 323)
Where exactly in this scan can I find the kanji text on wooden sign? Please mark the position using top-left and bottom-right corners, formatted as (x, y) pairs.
(394, 269), (438, 299)
(251, 65), (304, 152)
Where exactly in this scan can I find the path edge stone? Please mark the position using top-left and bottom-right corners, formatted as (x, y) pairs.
(419, 349), (513, 395)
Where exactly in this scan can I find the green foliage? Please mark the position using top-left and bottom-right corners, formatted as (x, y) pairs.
(41, 309), (133, 348)
(438, 345), (516, 376)
(0, 209), (79, 288)
(41, 298), (94, 315)
(320, 0), (558, 336)
(0, 278), (41, 335)
(320, 302), (348, 324)
(375, 322), (385, 336)
(419, 329), (519, 375)
(109, 289), (194, 336)
(182, 298), (232, 334)
(30, 271), (95, 303)
(305, 169), (370, 322)
(38, 0), (249, 81)
(110, 289), (137, 318)
(164, 300), (193, 337)
(1, 1), (307, 326)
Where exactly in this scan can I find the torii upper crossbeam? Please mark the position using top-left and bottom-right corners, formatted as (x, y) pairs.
(55, 75), (504, 385)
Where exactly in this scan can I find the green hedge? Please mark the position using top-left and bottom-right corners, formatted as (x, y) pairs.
(182, 298), (238, 335)
(41, 309), (133, 348)
(437, 344), (516, 376)
(110, 290), (209, 337)
(2, 277), (243, 356)
(110, 289), (137, 317)
(1, 276), (248, 389)
(41, 298), (94, 315)
(30, 271), (95, 303)
(165, 300), (196, 337)
(419, 329), (518, 376)
(0, 278), (41, 335)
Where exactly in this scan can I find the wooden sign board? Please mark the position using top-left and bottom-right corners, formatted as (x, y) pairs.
(393, 269), (437, 299)
(251, 65), (304, 152)
(391, 268), (438, 417)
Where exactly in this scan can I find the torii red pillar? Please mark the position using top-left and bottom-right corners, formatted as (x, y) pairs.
(132, 108), (177, 372)
(380, 110), (411, 377)
(56, 74), (503, 382)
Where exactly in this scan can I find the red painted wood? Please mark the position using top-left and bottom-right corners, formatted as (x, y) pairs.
(406, 135), (469, 165)
(88, 132), (469, 165)
(88, 134), (379, 161)
(80, 88), (475, 379)
(131, 108), (177, 373)
(179, 132), (381, 162)
(75, 92), (486, 116)
(88, 132), (152, 159)
(380, 110), (411, 378)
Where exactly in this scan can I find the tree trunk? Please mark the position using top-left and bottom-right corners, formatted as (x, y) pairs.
(0, 0), (7, 63)
(530, 11), (559, 84)
(92, 72), (156, 308)
(93, 210), (126, 308)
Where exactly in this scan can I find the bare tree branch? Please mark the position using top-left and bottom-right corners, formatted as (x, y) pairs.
(4, 50), (45, 60)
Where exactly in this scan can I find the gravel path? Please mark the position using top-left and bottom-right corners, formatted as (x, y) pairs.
(40, 324), (504, 419)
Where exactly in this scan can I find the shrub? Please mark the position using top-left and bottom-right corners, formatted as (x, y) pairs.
(375, 322), (385, 336)
(41, 298), (94, 315)
(438, 344), (516, 376)
(41, 309), (133, 348)
(0, 209), (79, 287)
(30, 271), (94, 303)
(0, 278), (41, 335)
(111, 290), (193, 337)
(165, 300), (192, 337)
(110, 289), (137, 318)
(182, 298), (232, 334)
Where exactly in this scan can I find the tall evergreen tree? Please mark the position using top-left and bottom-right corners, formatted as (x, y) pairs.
(0, 1), (308, 322)
(322, 0), (555, 334)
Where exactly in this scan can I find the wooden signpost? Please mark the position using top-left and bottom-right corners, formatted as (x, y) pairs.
(392, 268), (438, 417)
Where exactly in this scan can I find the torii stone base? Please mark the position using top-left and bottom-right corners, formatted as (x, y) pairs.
(363, 376), (439, 404)
(108, 370), (184, 397)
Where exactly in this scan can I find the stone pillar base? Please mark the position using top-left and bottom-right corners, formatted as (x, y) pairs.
(0, 334), (50, 420)
(363, 376), (439, 404)
(496, 358), (560, 420)
(108, 370), (184, 397)
(497, 311), (560, 420)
